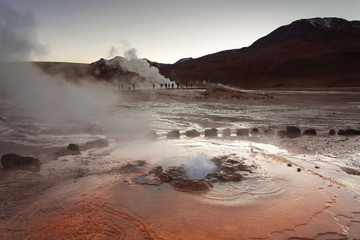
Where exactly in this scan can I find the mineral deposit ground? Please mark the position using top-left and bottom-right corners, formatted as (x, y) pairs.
(1, 88), (360, 240)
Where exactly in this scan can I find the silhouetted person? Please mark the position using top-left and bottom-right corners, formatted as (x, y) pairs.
(185, 83), (188, 88)
(153, 83), (155, 89)
(160, 84), (163, 88)
(172, 83), (174, 88)
(132, 83), (135, 90)
(165, 84), (167, 89)
(190, 83), (193, 88)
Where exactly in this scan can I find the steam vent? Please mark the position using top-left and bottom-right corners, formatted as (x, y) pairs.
(1, 2), (360, 238)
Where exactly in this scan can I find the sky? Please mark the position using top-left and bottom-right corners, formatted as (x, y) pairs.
(1, 0), (360, 64)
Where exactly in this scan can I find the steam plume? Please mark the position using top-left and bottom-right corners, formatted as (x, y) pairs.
(105, 46), (172, 85)
(0, 2), (46, 61)
(0, 3), (147, 137)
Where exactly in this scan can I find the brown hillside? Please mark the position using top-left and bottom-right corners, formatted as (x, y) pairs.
(159, 18), (360, 89)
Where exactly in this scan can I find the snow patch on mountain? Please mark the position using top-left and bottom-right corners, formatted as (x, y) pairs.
(305, 17), (360, 29)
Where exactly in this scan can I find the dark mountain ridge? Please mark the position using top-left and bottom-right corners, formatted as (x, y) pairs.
(159, 17), (360, 89)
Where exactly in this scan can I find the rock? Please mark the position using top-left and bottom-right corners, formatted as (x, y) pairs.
(287, 163), (292, 167)
(264, 129), (275, 136)
(170, 178), (211, 193)
(116, 160), (147, 174)
(251, 128), (259, 136)
(341, 167), (360, 176)
(345, 128), (360, 136)
(329, 129), (336, 135)
(286, 126), (301, 138)
(222, 128), (231, 137)
(303, 128), (316, 136)
(167, 130), (180, 139)
(185, 129), (200, 138)
(148, 155), (252, 193)
(297, 168), (301, 172)
(1, 153), (39, 169)
(204, 128), (218, 137)
(152, 166), (210, 192)
(277, 130), (287, 138)
(153, 166), (184, 183)
(152, 166), (172, 182)
(82, 139), (109, 150)
(208, 169), (243, 182)
(315, 166), (320, 169)
(236, 128), (249, 136)
(338, 129), (346, 135)
(67, 143), (79, 151)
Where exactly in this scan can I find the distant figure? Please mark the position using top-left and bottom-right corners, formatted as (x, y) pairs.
(177, 83), (179, 88)
(185, 83), (188, 88)
(190, 83), (193, 88)
(160, 84), (163, 88)
(165, 84), (168, 89)
(172, 83), (174, 88)
(153, 83), (155, 89)
(132, 83), (135, 90)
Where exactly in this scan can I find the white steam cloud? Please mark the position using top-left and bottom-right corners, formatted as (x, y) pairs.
(0, 3), (147, 137)
(105, 45), (172, 85)
(0, 2), (46, 61)
(0, 63), (116, 123)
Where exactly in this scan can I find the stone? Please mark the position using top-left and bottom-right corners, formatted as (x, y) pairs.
(297, 168), (301, 172)
(338, 129), (346, 135)
(287, 163), (292, 167)
(303, 128), (316, 136)
(185, 129), (200, 138)
(236, 128), (249, 136)
(329, 129), (336, 135)
(170, 178), (211, 193)
(222, 128), (231, 137)
(264, 129), (275, 136)
(1, 153), (39, 169)
(209, 169), (243, 182)
(204, 128), (218, 137)
(251, 128), (259, 136)
(345, 129), (360, 136)
(286, 126), (301, 138)
(67, 143), (79, 151)
(148, 155), (252, 193)
(167, 130), (180, 139)
(82, 139), (109, 150)
(341, 167), (360, 176)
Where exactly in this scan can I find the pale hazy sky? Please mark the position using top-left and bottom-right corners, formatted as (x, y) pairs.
(2, 0), (360, 63)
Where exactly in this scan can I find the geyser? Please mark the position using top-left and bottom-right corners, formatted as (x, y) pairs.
(184, 152), (217, 179)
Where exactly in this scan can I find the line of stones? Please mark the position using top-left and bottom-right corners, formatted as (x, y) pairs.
(161, 126), (360, 139)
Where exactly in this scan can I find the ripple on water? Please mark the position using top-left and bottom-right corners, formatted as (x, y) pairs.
(202, 175), (287, 205)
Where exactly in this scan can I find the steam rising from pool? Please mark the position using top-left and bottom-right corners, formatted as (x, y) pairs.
(184, 152), (217, 179)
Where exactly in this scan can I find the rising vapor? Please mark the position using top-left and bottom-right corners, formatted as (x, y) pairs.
(0, 1), (46, 61)
(0, 3), (146, 136)
(104, 46), (172, 85)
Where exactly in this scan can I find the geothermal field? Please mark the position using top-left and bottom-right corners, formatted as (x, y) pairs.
(0, 64), (360, 240)
(1, 3), (360, 238)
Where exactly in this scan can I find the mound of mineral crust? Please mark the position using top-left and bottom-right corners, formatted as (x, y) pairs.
(144, 155), (254, 193)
